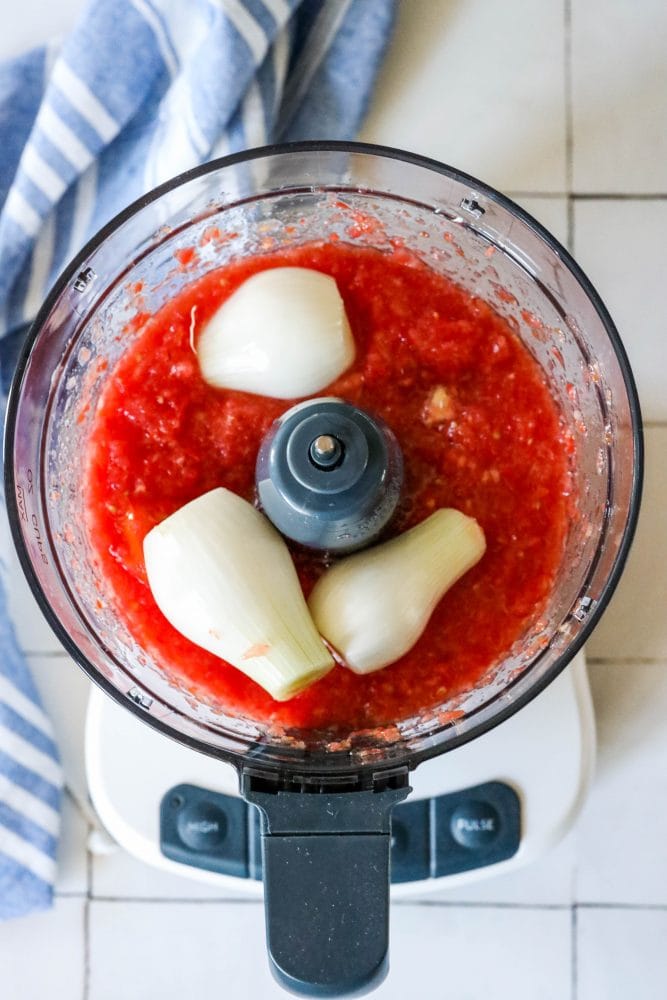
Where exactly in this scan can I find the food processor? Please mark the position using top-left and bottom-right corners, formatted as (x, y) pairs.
(5, 143), (642, 997)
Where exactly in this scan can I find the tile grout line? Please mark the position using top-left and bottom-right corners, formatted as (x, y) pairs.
(566, 198), (575, 253)
(504, 192), (667, 200)
(88, 895), (277, 905)
(506, 191), (568, 199)
(395, 900), (569, 911)
(83, 830), (93, 1000)
(571, 905), (578, 1000)
(572, 192), (667, 201)
(587, 656), (667, 666)
(83, 896), (570, 909)
(83, 898), (91, 1000)
(576, 902), (667, 912)
(563, 0), (574, 252)
(571, 811), (580, 997)
(403, 898), (667, 913)
(402, 900), (667, 912)
(74, 895), (667, 910)
(84, 896), (572, 915)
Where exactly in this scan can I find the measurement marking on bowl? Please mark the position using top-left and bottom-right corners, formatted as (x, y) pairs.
(72, 267), (97, 293)
(573, 596), (597, 622)
(128, 687), (154, 711)
(460, 196), (485, 218)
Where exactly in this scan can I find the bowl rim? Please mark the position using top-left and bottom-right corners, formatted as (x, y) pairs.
(3, 140), (644, 781)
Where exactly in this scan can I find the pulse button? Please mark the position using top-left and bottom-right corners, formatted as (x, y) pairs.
(450, 801), (501, 849)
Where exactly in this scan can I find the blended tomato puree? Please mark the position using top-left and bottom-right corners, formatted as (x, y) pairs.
(84, 241), (570, 732)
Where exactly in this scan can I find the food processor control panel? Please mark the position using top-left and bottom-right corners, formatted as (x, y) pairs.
(86, 655), (592, 896)
(159, 780), (521, 884)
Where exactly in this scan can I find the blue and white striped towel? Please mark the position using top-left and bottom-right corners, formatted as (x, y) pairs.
(0, 0), (397, 919)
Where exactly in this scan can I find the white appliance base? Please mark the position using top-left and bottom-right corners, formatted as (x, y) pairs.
(85, 651), (594, 897)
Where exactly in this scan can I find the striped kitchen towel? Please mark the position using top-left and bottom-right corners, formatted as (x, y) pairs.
(0, 577), (63, 919)
(0, 0), (397, 918)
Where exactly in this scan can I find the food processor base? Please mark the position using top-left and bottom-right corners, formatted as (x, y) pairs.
(85, 651), (593, 897)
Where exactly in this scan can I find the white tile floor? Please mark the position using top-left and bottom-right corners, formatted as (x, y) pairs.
(573, 202), (667, 423)
(570, 0), (667, 194)
(577, 908), (667, 1000)
(87, 902), (573, 1000)
(0, 897), (86, 999)
(2, 2), (667, 999)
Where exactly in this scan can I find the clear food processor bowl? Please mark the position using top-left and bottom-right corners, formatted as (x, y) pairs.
(5, 143), (642, 777)
(5, 142), (643, 998)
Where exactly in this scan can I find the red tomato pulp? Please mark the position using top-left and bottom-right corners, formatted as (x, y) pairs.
(84, 242), (571, 732)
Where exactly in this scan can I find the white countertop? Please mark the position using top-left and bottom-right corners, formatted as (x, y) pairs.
(1, 2), (666, 999)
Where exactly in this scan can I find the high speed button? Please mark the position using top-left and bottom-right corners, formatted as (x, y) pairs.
(177, 801), (228, 851)
(160, 784), (248, 878)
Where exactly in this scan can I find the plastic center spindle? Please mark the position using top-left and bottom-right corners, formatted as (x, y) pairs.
(309, 434), (343, 470)
(256, 398), (403, 553)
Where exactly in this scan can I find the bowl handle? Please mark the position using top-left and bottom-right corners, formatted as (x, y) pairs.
(243, 770), (410, 997)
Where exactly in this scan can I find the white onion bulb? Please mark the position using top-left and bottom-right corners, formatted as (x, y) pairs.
(196, 267), (355, 398)
(143, 488), (334, 700)
(308, 509), (486, 675)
